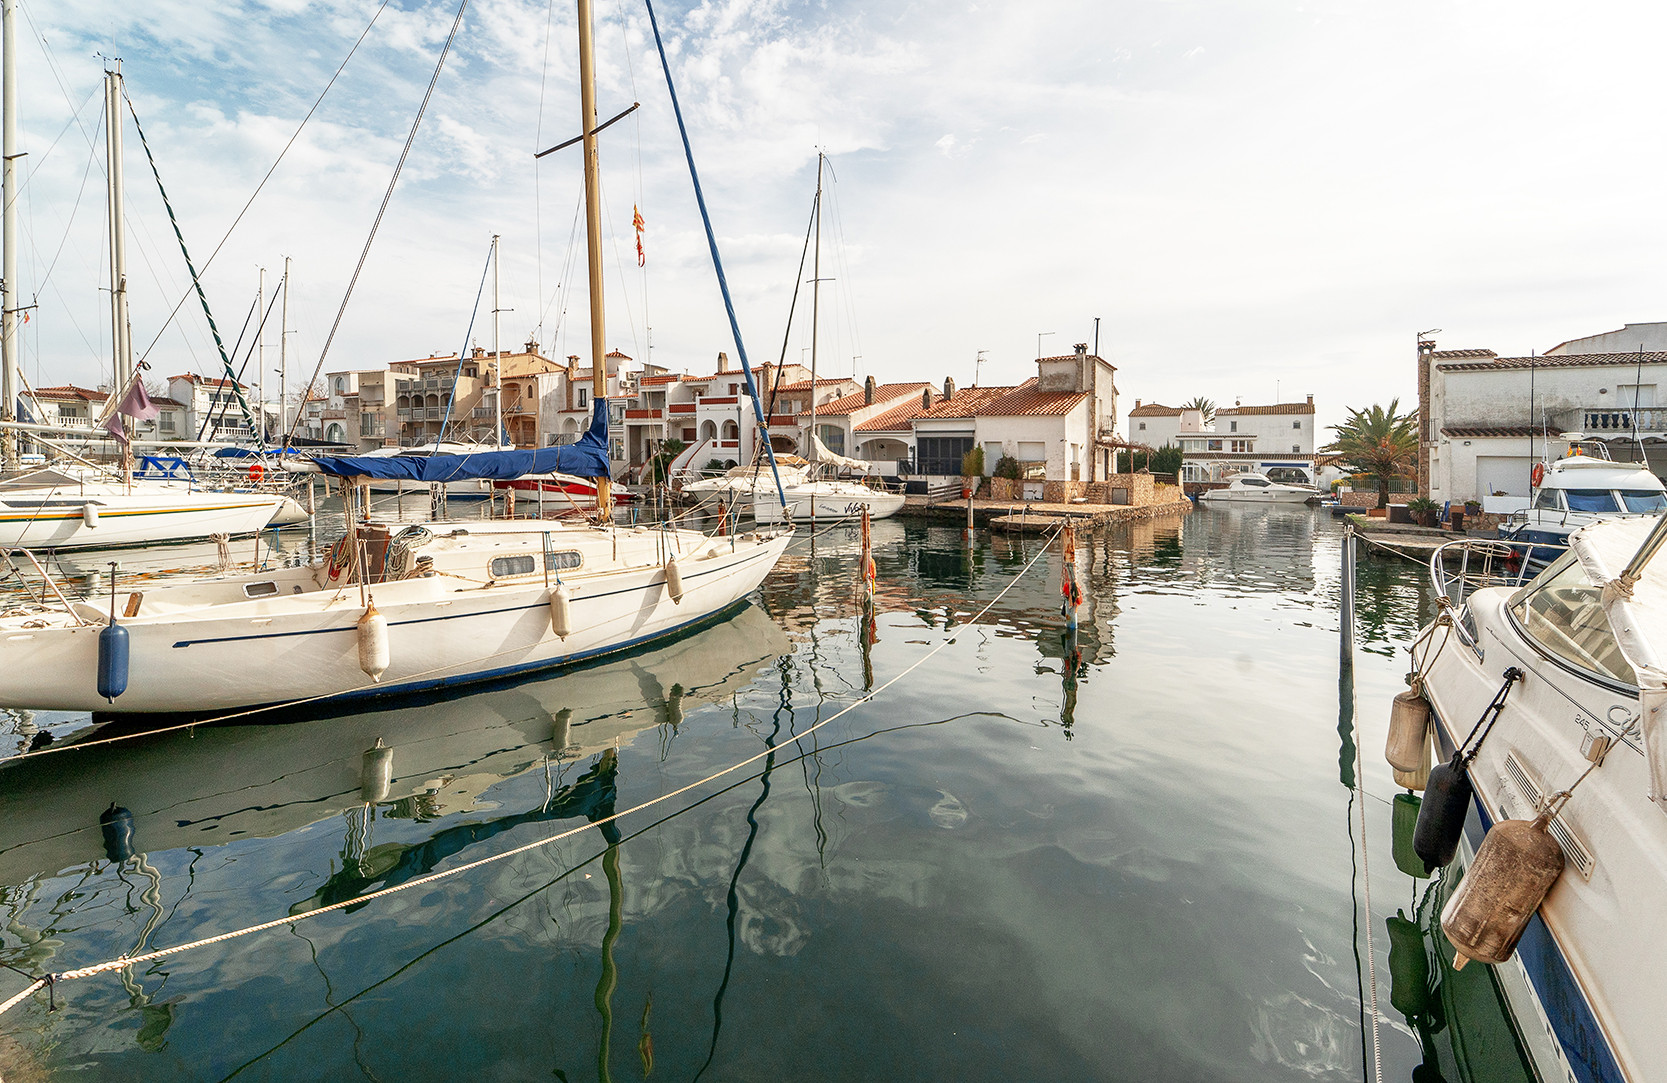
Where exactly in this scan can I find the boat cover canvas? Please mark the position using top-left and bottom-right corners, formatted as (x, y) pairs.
(304, 399), (612, 483)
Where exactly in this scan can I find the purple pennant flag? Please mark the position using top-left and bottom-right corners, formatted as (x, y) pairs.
(104, 382), (161, 443)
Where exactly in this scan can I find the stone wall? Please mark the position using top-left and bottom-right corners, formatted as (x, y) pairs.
(1338, 491), (1380, 508)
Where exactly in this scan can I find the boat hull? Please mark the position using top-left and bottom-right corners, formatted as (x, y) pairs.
(753, 485), (905, 524)
(0, 491), (285, 549)
(0, 528), (793, 714)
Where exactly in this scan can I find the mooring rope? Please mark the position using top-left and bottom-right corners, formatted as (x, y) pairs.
(0, 525), (1065, 1015)
(1341, 528), (1384, 1083)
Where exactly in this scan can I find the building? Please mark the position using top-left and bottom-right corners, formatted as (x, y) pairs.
(166, 374), (261, 443)
(1419, 335), (1667, 509)
(1128, 395), (1317, 483)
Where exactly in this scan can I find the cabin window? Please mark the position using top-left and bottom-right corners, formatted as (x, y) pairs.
(1240, 475), (1269, 487)
(1564, 489), (1620, 514)
(1509, 554), (1636, 684)
(545, 550), (582, 572)
(244, 581), (280, 598)
(1620, 490), (1667, 513)
(489, 555), (538, 578)
(1533, 488), (1564, 511)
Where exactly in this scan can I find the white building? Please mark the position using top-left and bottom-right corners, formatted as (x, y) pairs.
(1128, 395), (1317, 483)
(1420, 338), (1667, 509)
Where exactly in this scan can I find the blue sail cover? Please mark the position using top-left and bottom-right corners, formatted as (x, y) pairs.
(306, 399), (612, 482)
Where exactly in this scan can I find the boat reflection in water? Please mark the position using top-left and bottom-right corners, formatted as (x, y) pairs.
(0, 602), (788, 890)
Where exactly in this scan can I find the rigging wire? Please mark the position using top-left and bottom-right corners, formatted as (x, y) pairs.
(282, 0), (471, 451)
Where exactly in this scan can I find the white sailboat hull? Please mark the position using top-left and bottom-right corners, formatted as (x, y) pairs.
(0, 521), (792, 713)
(0, 489), (286, 550)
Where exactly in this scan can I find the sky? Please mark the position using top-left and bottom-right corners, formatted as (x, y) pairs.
(10, 0), (1667, 435)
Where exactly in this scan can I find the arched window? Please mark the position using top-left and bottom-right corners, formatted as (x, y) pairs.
(698, 420), (718, 442)
(720, 420), (739, 441)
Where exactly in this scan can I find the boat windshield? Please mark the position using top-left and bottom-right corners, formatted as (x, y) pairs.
(1508, 553), (1636, 685)
(1564, 489), (1621, 514)
(1238, 476), (1270, 487)
(1619, 490), (1667, 513)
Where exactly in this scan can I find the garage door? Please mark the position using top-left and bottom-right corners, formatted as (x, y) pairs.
(1476, 455), (1533, 498)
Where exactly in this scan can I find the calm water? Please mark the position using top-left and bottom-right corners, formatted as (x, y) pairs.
(0, 505), (1534, 1082)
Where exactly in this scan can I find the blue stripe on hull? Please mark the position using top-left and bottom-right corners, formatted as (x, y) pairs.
(1433, 711), (1627, 1083)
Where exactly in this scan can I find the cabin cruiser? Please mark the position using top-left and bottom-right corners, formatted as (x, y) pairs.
(1498, 442), (1667, 569)
(1401, 520), (1667, 1083)
(0, 464), (292, 550)
(1197, 471), (1318, 504)
(753, 477), (906, 524)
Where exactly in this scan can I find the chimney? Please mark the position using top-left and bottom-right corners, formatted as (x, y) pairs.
(472, 345), (485, 358)
(944, 377), (956, 399)
(864, 375), (876, 405)
(718, 351), (731, 373)
(1075, 342), (1087, 357)
(567, 355), (579, 380)
(1306, 393), (1313, 405)
(1134, 398), (1141, 409)
(525, 338), (539, 356)
(922, 388), (932, 410)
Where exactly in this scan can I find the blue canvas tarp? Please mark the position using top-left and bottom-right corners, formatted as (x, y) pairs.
(306, 399), (612, 482)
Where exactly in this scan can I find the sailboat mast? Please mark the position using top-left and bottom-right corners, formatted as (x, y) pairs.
(809, 151), (822, 467)
(492, 234), (504, 448)
(279, 257), (289, 446)
(0, 0), (18, 472)
(257, 266), (265, 446)
(104, 64), (133, 466)
(576, 0), (611, 517)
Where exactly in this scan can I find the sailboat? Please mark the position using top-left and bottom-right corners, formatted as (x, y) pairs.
(0, 1), (791, 715)
(0, 65), (290, 549)
(752, 154), (904, 525)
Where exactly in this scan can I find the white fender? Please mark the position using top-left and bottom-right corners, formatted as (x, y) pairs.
(549, 582), (573, 638)
(664, 555), (685, 604)
(82, 502), (99, 528)
(358, 599), (390, 681)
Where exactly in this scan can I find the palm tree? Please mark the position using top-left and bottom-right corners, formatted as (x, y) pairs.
(1324, 399), (1418, 508)
(1182, 396), (1216, 425)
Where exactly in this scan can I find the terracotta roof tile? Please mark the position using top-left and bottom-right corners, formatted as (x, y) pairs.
(1217, 401), (1316, 416)
(1438, 351), (1667, 372)
(1430, 348), (1498, 360)
(31, 385), (108, 401)
(855, 395), (939, 432)
(1440, 426), (1538, 438)
(916, 385), (1014, 419)
(798, 382), (930, 418)
(978, 384), (1087, 417)
(1128, 402), (1182, 417)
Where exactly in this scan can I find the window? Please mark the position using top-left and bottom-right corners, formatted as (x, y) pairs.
(489, 555), (539, 578)
(1207, 439), (1222, 451)
(1229, 439), (1252, 453)
(1510, 554), (1636, 683)
(1138, 421), (1146, 431)
(1292, 445), (1301, 453)
(578, 389), (588, 407)
(1565, 489), (1620, 514)
(1620, 490), (1667, 513)
(546, 550), (582, 571)
(916, 435), (975, 476)
(1534, 488), (1563, 511)
(1292, 420), (1302, 430)
(1229, 421), (1238, 432)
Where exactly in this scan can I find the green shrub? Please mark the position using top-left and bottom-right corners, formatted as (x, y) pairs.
(993, 455), (1022, 480)
(1406, 496), (1439, 513)
(961, 446), (986, 478)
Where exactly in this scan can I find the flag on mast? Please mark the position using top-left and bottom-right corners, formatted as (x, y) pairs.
(633, 205), (646, 267)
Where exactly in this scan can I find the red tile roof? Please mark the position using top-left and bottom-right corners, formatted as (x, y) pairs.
(1218, 401), (1316, 416)
(1128, 402), (1182, 417)
(799, 382), (930, 418)
(1438, 351), (1667, 372)
(855, 394), (939, 432)
(916, 385), (1013, 419)
(1430, 349), (1498, 360)
(978, 382), (1087, 417)
(1441, 426), (1538, 438)
(32, 384), (108, 401)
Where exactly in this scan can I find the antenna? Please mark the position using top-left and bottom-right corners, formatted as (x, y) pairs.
(975, 349), (987, 387)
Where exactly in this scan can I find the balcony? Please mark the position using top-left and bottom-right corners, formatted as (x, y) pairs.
(625, 408), (663, 420)
(472, 407), (495, 419)
(668, 403), (696, 415)
(322, 409), (347, 420)
(766, 414), (798, 427)
(1550, 406), (1667, 437)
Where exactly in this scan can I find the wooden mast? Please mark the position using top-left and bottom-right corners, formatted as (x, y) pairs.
(576, 0), (611, 519)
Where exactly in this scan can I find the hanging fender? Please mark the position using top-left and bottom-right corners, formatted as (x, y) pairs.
(664, 555), (684, 604)
(1385, 686), (1431, 772)
(549, 582), (574, 638)
(1442, 811), (1565, 968)
(358, 599), (390, 681)
(1413, 667), (1522, 870)
(82, 502), (100, 528)
(97, 620), (129, 701)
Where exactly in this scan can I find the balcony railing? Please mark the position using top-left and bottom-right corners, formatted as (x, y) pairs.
(1550, 406), (1667, 436)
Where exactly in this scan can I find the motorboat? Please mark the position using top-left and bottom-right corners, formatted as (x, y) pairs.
(1498, 442), (1667, 570)
(681, 457), (811, 504)
(753, 477), (905, 524)
(1197, 471), (1318, 504)
(1401, 520), (1667, 1083)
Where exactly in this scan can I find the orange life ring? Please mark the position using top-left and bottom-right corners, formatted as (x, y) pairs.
(1530, 462), (1545, 488)
(248, 461), (266, 483)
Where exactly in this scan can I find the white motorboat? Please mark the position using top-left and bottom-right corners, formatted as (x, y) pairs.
(1197, 471), (1317, 504)
(1498, 442), (1667, 569)
(0, 514), (790, 714)
(1402, 520), (1667, 1083)
(681, 458), (811, 504)
(753, 477), (905, 524)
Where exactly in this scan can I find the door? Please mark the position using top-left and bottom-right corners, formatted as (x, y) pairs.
(1476, 455), (1533, 499)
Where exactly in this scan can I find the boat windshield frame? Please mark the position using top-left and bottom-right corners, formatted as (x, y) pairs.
(1506, 550), (1640, 691)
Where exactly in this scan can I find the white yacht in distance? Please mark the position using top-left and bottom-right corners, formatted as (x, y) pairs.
(1197, 470), (1318, 504)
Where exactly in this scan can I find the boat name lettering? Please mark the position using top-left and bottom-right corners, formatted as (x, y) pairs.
(1605, 704), (1640, 737)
